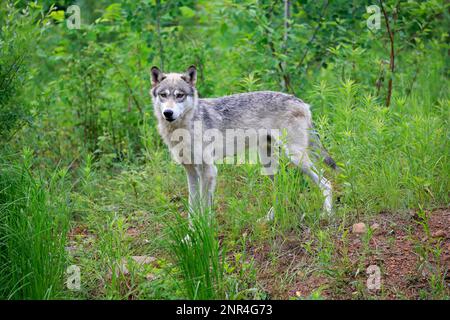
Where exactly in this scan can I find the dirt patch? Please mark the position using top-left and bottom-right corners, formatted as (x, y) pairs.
(68, 225), (92, 240)
(253, 207), (450, 299)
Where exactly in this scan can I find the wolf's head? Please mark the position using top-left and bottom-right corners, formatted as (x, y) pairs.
(150, 65), (197, 123)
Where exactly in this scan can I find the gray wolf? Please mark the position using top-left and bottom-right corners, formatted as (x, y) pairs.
(150, 65), (336, 220)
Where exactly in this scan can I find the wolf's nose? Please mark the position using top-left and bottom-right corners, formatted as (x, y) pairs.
(163, 110), (173, 118)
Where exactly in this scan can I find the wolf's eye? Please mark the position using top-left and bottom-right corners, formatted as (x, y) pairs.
(176, 93), (185, 99)
(159, 92), (168, 99)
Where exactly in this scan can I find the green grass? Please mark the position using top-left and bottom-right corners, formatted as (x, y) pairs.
(168, 209), (225, 299)
(0, 148), (70, 299)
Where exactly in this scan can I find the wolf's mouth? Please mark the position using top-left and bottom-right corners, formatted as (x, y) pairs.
(165, 117), (176, 122)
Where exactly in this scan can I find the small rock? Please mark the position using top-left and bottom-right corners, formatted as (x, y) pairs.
(431, 230), (445, 238)
(370, 223), (381, 234)
(131, 255), (156, 265)
(146, 273), (156, 281)
(370, 223), (380, 230)
(65, 246), (77, 254)
(126, 227), (140, 237)
(116, 263), (130, 276)
(352, 222), (367, 234)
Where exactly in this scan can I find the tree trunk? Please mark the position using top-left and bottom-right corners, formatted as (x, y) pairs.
(379, 0), (395, 107)
(281, 0), (292, 92)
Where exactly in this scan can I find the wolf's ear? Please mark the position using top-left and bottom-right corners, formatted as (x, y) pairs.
(182, 65), (197, 86)
(150, 66), (165, 87)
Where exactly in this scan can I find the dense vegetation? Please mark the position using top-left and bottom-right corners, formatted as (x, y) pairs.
(0, 0), (448, 299)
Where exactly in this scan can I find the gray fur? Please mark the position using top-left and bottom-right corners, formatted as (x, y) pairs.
(150, 66), (335, 219)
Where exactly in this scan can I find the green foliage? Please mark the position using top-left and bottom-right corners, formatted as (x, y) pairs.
(0, 3), (45, 145)
(0, 0), (448, 300)
(168, 210), (225, 299)
(0, 148), (70, 299)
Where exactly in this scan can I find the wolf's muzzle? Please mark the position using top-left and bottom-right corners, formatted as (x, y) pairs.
(163, 110), (175, 122)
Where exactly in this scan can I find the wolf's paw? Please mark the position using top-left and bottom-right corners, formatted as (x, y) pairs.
(266, 206), (275, 221)
(323, 199), (333, 216)
(258, 207), (275, 223)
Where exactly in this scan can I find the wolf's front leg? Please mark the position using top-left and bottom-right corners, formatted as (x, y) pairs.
(184, 164), (201, 218)
(182, 164), (215, 244)
(200, 164), (217, 211)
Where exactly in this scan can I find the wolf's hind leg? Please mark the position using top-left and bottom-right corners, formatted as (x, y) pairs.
(287, 149), (333, 214)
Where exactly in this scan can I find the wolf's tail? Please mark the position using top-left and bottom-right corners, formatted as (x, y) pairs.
(308, 125), (338, 170)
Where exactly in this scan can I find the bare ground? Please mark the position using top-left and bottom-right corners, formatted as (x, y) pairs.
(253, 207), (450, 299)
(67, 206), (449, 300)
